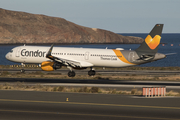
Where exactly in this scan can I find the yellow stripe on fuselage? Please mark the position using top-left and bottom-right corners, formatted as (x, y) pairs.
(113, 49), (135, 65)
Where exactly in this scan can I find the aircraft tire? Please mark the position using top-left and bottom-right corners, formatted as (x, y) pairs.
(20, 69), (25, 73)
(88, 70), (96, 76)
(68, 71), (76, 77)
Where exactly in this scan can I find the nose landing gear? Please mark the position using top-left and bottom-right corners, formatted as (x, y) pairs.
(20, 63), (25, 73)
(20, 69), (25, 73)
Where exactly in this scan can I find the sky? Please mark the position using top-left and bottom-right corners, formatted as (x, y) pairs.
(0, 0), (180, 33)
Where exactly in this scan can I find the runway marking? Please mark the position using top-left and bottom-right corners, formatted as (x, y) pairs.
(0, 109), (180, 120)
(1, 98), (180, 110)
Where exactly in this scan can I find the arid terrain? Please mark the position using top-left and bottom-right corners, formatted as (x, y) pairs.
(0, 8), (143, 44)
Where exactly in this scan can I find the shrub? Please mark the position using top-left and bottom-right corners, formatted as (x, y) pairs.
(53, 86), (65, 92)
(79, 87), (90, 93)
(53, 87), (58, 91)
(131, 89), (138, 95)
(57, 86), (65, 91)
(111, 89), (117, 94)
(90, 87), (100, 93)
(16, 82), (25, 88)
(2, 71), (10, 75)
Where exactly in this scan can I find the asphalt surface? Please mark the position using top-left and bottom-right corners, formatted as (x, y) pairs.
(0, 77), (180, 86)
(0, 90), (180, 120)
(1, 77), (180, 92)
(1, 69), (180, 119)
(1, 68), (180, 76)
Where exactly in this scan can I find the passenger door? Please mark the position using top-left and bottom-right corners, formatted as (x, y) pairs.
(16, 48), (21, 57)
(84, 52), (89, 60)
(128, 52), (135, 62)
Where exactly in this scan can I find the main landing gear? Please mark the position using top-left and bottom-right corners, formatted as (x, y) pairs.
(67, 66), (76, 77)
(67, 66), (96, 77)
(68, 71), (76, 77)
(88, 70), (96, 76)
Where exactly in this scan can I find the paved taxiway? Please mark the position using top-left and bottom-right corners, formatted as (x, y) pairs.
(0, 77), (180, 92)
(1, 68), (180, 76)
(0, 90), (180, 120)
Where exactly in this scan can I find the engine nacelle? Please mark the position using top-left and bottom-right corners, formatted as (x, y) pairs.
(41, 61), (55, 71)
(53, 62), (62, 70)
(41, 61), (62, 71)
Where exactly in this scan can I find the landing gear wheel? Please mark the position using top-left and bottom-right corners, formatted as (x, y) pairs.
(88, 70), (96, 76)
(68, 71), (76, 77)
(20, 69), (25, 73)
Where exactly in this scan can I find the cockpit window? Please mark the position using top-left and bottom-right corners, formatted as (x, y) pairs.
(10, 50), (13, 53)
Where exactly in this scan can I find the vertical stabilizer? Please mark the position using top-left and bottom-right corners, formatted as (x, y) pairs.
(135, 24), (163, 58)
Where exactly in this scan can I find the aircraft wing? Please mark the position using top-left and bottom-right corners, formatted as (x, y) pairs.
(46, 44), (93, 68)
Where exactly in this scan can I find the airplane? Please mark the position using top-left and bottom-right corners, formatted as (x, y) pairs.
(5, 24), (166, 77)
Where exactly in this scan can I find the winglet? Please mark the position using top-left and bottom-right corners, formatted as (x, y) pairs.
(46, 44), (54, 59)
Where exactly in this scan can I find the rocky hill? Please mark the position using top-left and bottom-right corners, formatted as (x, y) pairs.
(0, 8), (144, 44)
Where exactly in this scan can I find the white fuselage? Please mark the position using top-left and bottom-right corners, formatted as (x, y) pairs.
(5, 46), (134, 67)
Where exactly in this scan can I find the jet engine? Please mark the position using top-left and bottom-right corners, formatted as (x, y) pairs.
(41, 61), (54, 71)
(41, 61), (62, 71)
(53, 62), (62, 70)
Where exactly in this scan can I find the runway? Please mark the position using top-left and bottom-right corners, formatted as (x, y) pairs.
(0, 90), (180, 120)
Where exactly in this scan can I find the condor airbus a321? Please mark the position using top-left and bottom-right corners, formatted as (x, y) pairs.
(6, 24), (166, 77)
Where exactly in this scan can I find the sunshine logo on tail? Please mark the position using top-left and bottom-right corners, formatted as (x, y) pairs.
(135, 24), (164, 59)
(145, 35), (161, 50)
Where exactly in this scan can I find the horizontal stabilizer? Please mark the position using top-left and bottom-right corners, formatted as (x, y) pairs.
(165, 53), (176, 56)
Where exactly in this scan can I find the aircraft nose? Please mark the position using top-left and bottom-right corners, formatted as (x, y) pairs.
(5, 53), (9, 59)
(5, 52), (11, 60)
